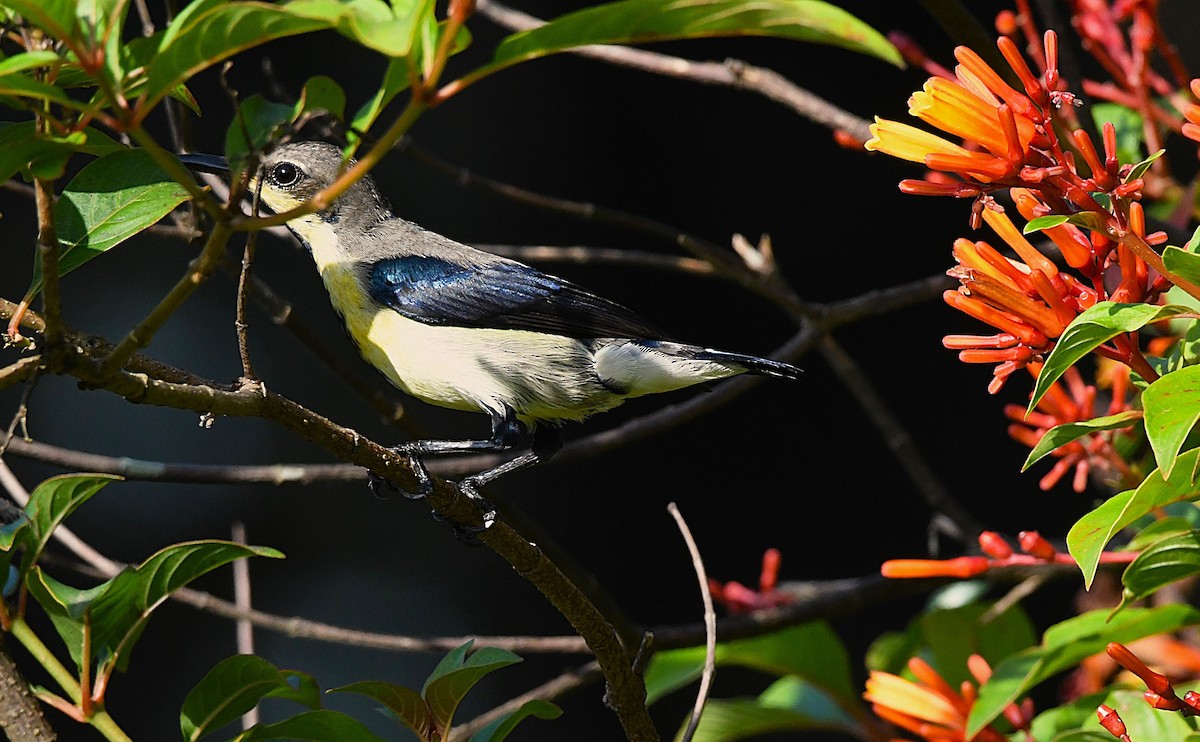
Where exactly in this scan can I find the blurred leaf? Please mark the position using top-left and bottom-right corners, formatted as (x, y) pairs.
(181, 655), (295, 742)
(467, 699), (561, 742)
(21, 474), (119, 573)
(1022, 410), (1142, 471)
(143, 3), (331, 111)
(423, 641), (522, 731)
(296, 75), (346, 120)
(331, 680), (431, 739)
(1164, 246), (1200, 287)
(1119, 530), (1200, 607)
(28, 149), (191, 296)
(1125, 516), (1196, 551)
(271, 670), (323, 709)
(0, 121), (122, 184)
(88, 540), (283, 672)
(1143, 365), (1200, 476)
(3, 0), (77, 40)
(1068, 448), (1200, 588)
(1031, 302), (1191, 411)
(0, 51), (63, 76)
(681, 676), (864, 742)
(234, 710), (389, 741)
(645, 622), (856, 706)
(225, 95), (295, 175)
(966, 605), (1200, 737)
(491, 0), (902, 77)
(1091, 103), (1143, 166)
(918, 603), (1036, 688)
(284, 0), (426, 57)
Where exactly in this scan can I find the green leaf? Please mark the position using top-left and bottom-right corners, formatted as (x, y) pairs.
(24, 566), (114, 671)
(0, 51), (63, 76)
(28, 148), (191, 296)
(1125, 516), (1196, 551)
(1143, 365), (1200, 476)
(21, 474), (119, 573)
(645, 623), (856, 706)
(1030, 301), (1191, 411)
(682, 676), (864, 742)
(295, 75), (346, 120)
(490, 0), (901, 75)
(1120, 530), (1200, 606)
(1023, 214), (1072, 232)
(1164, 246), (1200, 287)
(2, 0), (77, 41)
(1186, 224), (1200, 254)
(1022, 410), (1142, 471)
(271, 670), (323, 710)
(350, 56), (411, 134)
(0, 121), (122, 184)
(143, 3), (332, 112)
(966, 605), (1200, 737)
(330, 681), (431, 739)
(1126, 148), (1165, 183)
(234, 711), (389, 742)
(423, 641), (522, 731)
(468, 699), (561, 742)
(1068, 448), (1200, 587)
(88, 540), (283, 672)
(284, 0), (427, 57)
(181, 655), (295, 742)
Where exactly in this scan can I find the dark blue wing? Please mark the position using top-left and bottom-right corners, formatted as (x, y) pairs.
(366, 255), (669, 339)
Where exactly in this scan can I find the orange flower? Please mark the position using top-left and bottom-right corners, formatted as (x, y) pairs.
(867, 46), (1042, 183)
(942, 208), (1098, 393)
(1184, 78), (1200, 143)
(864, 658), (1009, 742)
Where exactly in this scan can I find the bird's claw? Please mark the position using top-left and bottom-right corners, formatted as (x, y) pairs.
(366, 469), (431, 500)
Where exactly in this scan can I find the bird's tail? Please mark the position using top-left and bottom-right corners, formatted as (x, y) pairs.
(691, 348), (802, 380)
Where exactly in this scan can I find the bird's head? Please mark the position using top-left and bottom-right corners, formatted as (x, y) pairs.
(180, 141), (393, 260)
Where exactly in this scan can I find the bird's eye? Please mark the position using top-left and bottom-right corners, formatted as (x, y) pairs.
(270, 162), (302, 187)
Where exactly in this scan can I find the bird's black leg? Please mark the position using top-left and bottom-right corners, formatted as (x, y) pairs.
(372, 405), (530, 507)
(456, 425), (562, 533)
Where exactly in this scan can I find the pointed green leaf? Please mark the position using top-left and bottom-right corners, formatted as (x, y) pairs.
(1068, 448), (1200, 587)
(24, 566), (114, 671)
(2, 0), (77, 41)
(423, 642), (522, 730)
(1022, 214), (1071, 232)
(1120, 530), (1200, 606)
(1030, 302), (1191, 411)
(271, 670), (323, 710)
(1164, 246), (1200, 287)
(331, 680), (431, 739)
(22, 474), (120, 573)
(468, 699), (561, 742)
(234, 710), (389, 742)
(1126, 148), (1165, 183)
(0, 51), (63, 76)
(491, 0), (901, 77)
(88, 540), (283, 672)
(142, 3), (332, 112)
(1143, 365), (1200, 476)
(28, 148), (191, 296)
(295, 75), (346, 120)
(1022, 410), (1142, 471)
(966, 605), (1200, 737)
(181, 655), (295, 742)
(1125, 515), (1196, 551)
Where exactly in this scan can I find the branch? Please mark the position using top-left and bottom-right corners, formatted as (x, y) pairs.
(668, 503), (715, 742)
(474, 0), (873, 141)
(0, 637), (56, 740)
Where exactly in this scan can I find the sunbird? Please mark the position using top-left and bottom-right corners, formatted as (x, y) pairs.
(182, 142), (799, 530)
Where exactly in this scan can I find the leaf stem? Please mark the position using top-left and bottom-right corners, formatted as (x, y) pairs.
(8, 618), (132, 741)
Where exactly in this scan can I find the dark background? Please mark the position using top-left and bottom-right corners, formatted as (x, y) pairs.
(3, 1), (1197, 739)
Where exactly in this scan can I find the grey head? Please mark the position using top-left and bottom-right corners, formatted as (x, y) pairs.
(255, 141), (394, 232)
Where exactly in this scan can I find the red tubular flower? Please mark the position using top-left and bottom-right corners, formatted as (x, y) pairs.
(881, 557), (989, 579)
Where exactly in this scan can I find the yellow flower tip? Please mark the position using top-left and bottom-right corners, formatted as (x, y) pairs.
(865, 117), (972, 164)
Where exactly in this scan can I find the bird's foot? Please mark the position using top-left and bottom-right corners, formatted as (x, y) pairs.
(452, 477), (496, 534)
(369, 443), (435, 500)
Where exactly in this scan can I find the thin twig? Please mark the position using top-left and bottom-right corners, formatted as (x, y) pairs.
(474, 0), (873, 141)
(235, 231), (259, 380)
(1, 371), (39, 456)
(667, 503), (715, 742)
(230, 522), (259, 730)
(450, 661), (602, 741)
(33, 177), (61, 347)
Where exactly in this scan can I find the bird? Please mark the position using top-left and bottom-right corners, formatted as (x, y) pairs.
(181, 141), (800, 530)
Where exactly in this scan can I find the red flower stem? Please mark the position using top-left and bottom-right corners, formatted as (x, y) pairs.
(1117, 232), (1200, 302)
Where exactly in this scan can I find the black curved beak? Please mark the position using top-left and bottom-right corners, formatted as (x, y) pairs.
(177, 152), (229, 174)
